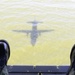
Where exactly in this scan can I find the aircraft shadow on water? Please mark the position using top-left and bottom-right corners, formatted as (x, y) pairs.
(13, 20), (54, 46)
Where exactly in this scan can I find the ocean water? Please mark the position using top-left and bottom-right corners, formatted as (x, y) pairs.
(0, 0), (75, 65)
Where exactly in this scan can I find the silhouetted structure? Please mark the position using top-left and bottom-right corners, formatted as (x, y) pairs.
(0, 40), (10, 75)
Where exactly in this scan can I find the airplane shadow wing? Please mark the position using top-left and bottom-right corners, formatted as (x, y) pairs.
(12, 30), (32, 33)
(37, 29), (54, 33)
